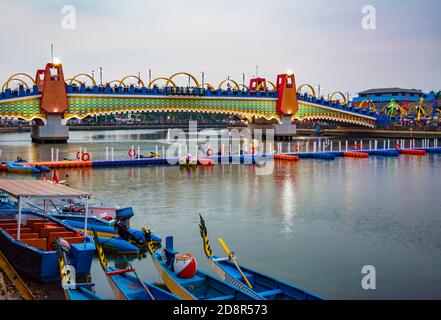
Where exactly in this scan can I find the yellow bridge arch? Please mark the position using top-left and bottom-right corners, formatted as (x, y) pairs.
(358, 100), (377, 112)
(166, 72), (201, 88)
(148, 77), (177, 88)
(119, 75), (145, 87)
(68, 73), (97, 86)
(218, 78), (241, 90)
(297, 84), (316, 98)
(2, 73), (36, 91)
(329, 91), (348, 105)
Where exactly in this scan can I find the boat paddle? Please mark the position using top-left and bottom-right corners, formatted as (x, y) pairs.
(122, 255), (156, 300)
(218, 237), (253, 289)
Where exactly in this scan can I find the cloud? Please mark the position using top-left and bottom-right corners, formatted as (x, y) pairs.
(0, 0), (440, 94)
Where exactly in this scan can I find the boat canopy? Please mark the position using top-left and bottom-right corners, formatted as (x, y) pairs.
(0, 180), (91, 241)
(0, 180), (90, 199)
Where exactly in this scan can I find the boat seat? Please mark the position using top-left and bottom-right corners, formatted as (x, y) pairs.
(11, 233), (40, 240)
(26, 219), (49, 229)
(47, 231), (77, 249)
(0, 219), (18, 224)
(0, 223), (24, 230)
(31, 222), (57, 233)
(259, 289), (283, 297)
(5, 228), (32, 235)
(40, 226), (66, 238)
(22, 238), (47, 251)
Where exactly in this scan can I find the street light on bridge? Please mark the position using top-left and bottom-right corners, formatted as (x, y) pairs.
(99, 67), (103, 86)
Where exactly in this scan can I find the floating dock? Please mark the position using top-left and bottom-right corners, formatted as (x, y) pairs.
(1, 147), (440, 172)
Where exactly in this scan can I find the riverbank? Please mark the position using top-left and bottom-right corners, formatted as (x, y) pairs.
(1, 125), (441, 138)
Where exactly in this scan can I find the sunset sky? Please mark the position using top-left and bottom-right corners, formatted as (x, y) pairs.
(0, 0), (439, 97)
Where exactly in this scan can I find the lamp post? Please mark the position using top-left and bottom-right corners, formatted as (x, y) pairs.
(99, 67), (103, 86)
(148, 69), (152, 86)
(201, 71), (205, 88)
(242, 73), (246, 87)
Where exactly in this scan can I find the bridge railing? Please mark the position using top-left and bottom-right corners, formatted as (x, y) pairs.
(66, 84), (279, 99)
(297, 93), (379, 118)
(0, 85), (40, 100)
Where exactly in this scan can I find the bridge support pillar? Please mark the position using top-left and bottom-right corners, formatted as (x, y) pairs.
(247, 115), (296, 137)
(31, 114), (69, 143)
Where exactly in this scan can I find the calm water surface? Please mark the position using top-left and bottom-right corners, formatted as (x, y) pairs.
(1, 129), (441, 299)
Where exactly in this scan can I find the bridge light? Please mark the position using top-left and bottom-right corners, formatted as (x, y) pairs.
(53, 58), (61, 66)
(286, 69), (293, 76)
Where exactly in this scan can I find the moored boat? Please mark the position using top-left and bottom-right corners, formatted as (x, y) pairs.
(178, 155), (197, 167)
(142, 228), (259, 300)
(0, 180), (95, 282)
(6, 162), (40, 174)
(92, 229), (180, 300)
(55, 237), (102, 300)
(199, 215), (323, 300)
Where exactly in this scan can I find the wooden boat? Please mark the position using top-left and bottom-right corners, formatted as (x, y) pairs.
(142, 228), (259, 300)
(199, 215), (323, 300)
(55, 237), (102, 300)
(197, 158), (215, 166)
(6, 162), (40, 174)
(0, 180), (96, 282)
(140, 152), (162, 159)
(61, 212), (162, 254)
(92, 229), (180, 300)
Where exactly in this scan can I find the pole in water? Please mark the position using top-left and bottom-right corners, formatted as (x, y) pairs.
(111, 147), (114, 161)
(106, 147), (109, 161)
(345, 140), (348, 152)
(51, 148), (54, 162)
(338, 141), (342, 152)
(56, 149), (59, 162)
(137, 146), (140, 160)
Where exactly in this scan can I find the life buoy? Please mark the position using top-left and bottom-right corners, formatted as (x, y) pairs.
(354, 144), (361, 151)
(128, 149), (137, 158)
(206, 148), (212, 156)
(81, 152), (90, 161)
(395, 144), (401, 150)
(295, 145), (300, 152)
(76, 152), (82, 160)
(250, 146), (256, 154)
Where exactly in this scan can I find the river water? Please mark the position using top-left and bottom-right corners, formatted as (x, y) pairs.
(1, 129), (441, 299)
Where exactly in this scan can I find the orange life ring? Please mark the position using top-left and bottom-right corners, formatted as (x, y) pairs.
(76, 152), (82, 160)
(128, 149), (137, 158)
(354, 144), (361, 151)
(206, 148), (213, 156)
(81, 152), (90, 161)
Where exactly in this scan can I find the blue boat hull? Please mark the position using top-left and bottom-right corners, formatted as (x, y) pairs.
(61, 219), (162, 254)
(0, 211), (95, 282)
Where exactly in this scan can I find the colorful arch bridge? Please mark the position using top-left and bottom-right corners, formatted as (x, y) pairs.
(0, 63), (386, 142)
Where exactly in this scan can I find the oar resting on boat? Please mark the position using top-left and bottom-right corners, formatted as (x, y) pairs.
(55, 237), (102, 300)
(92, 229), (179, 300)
(142, 227), (259, 300)
(198, 215), (323, 300)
